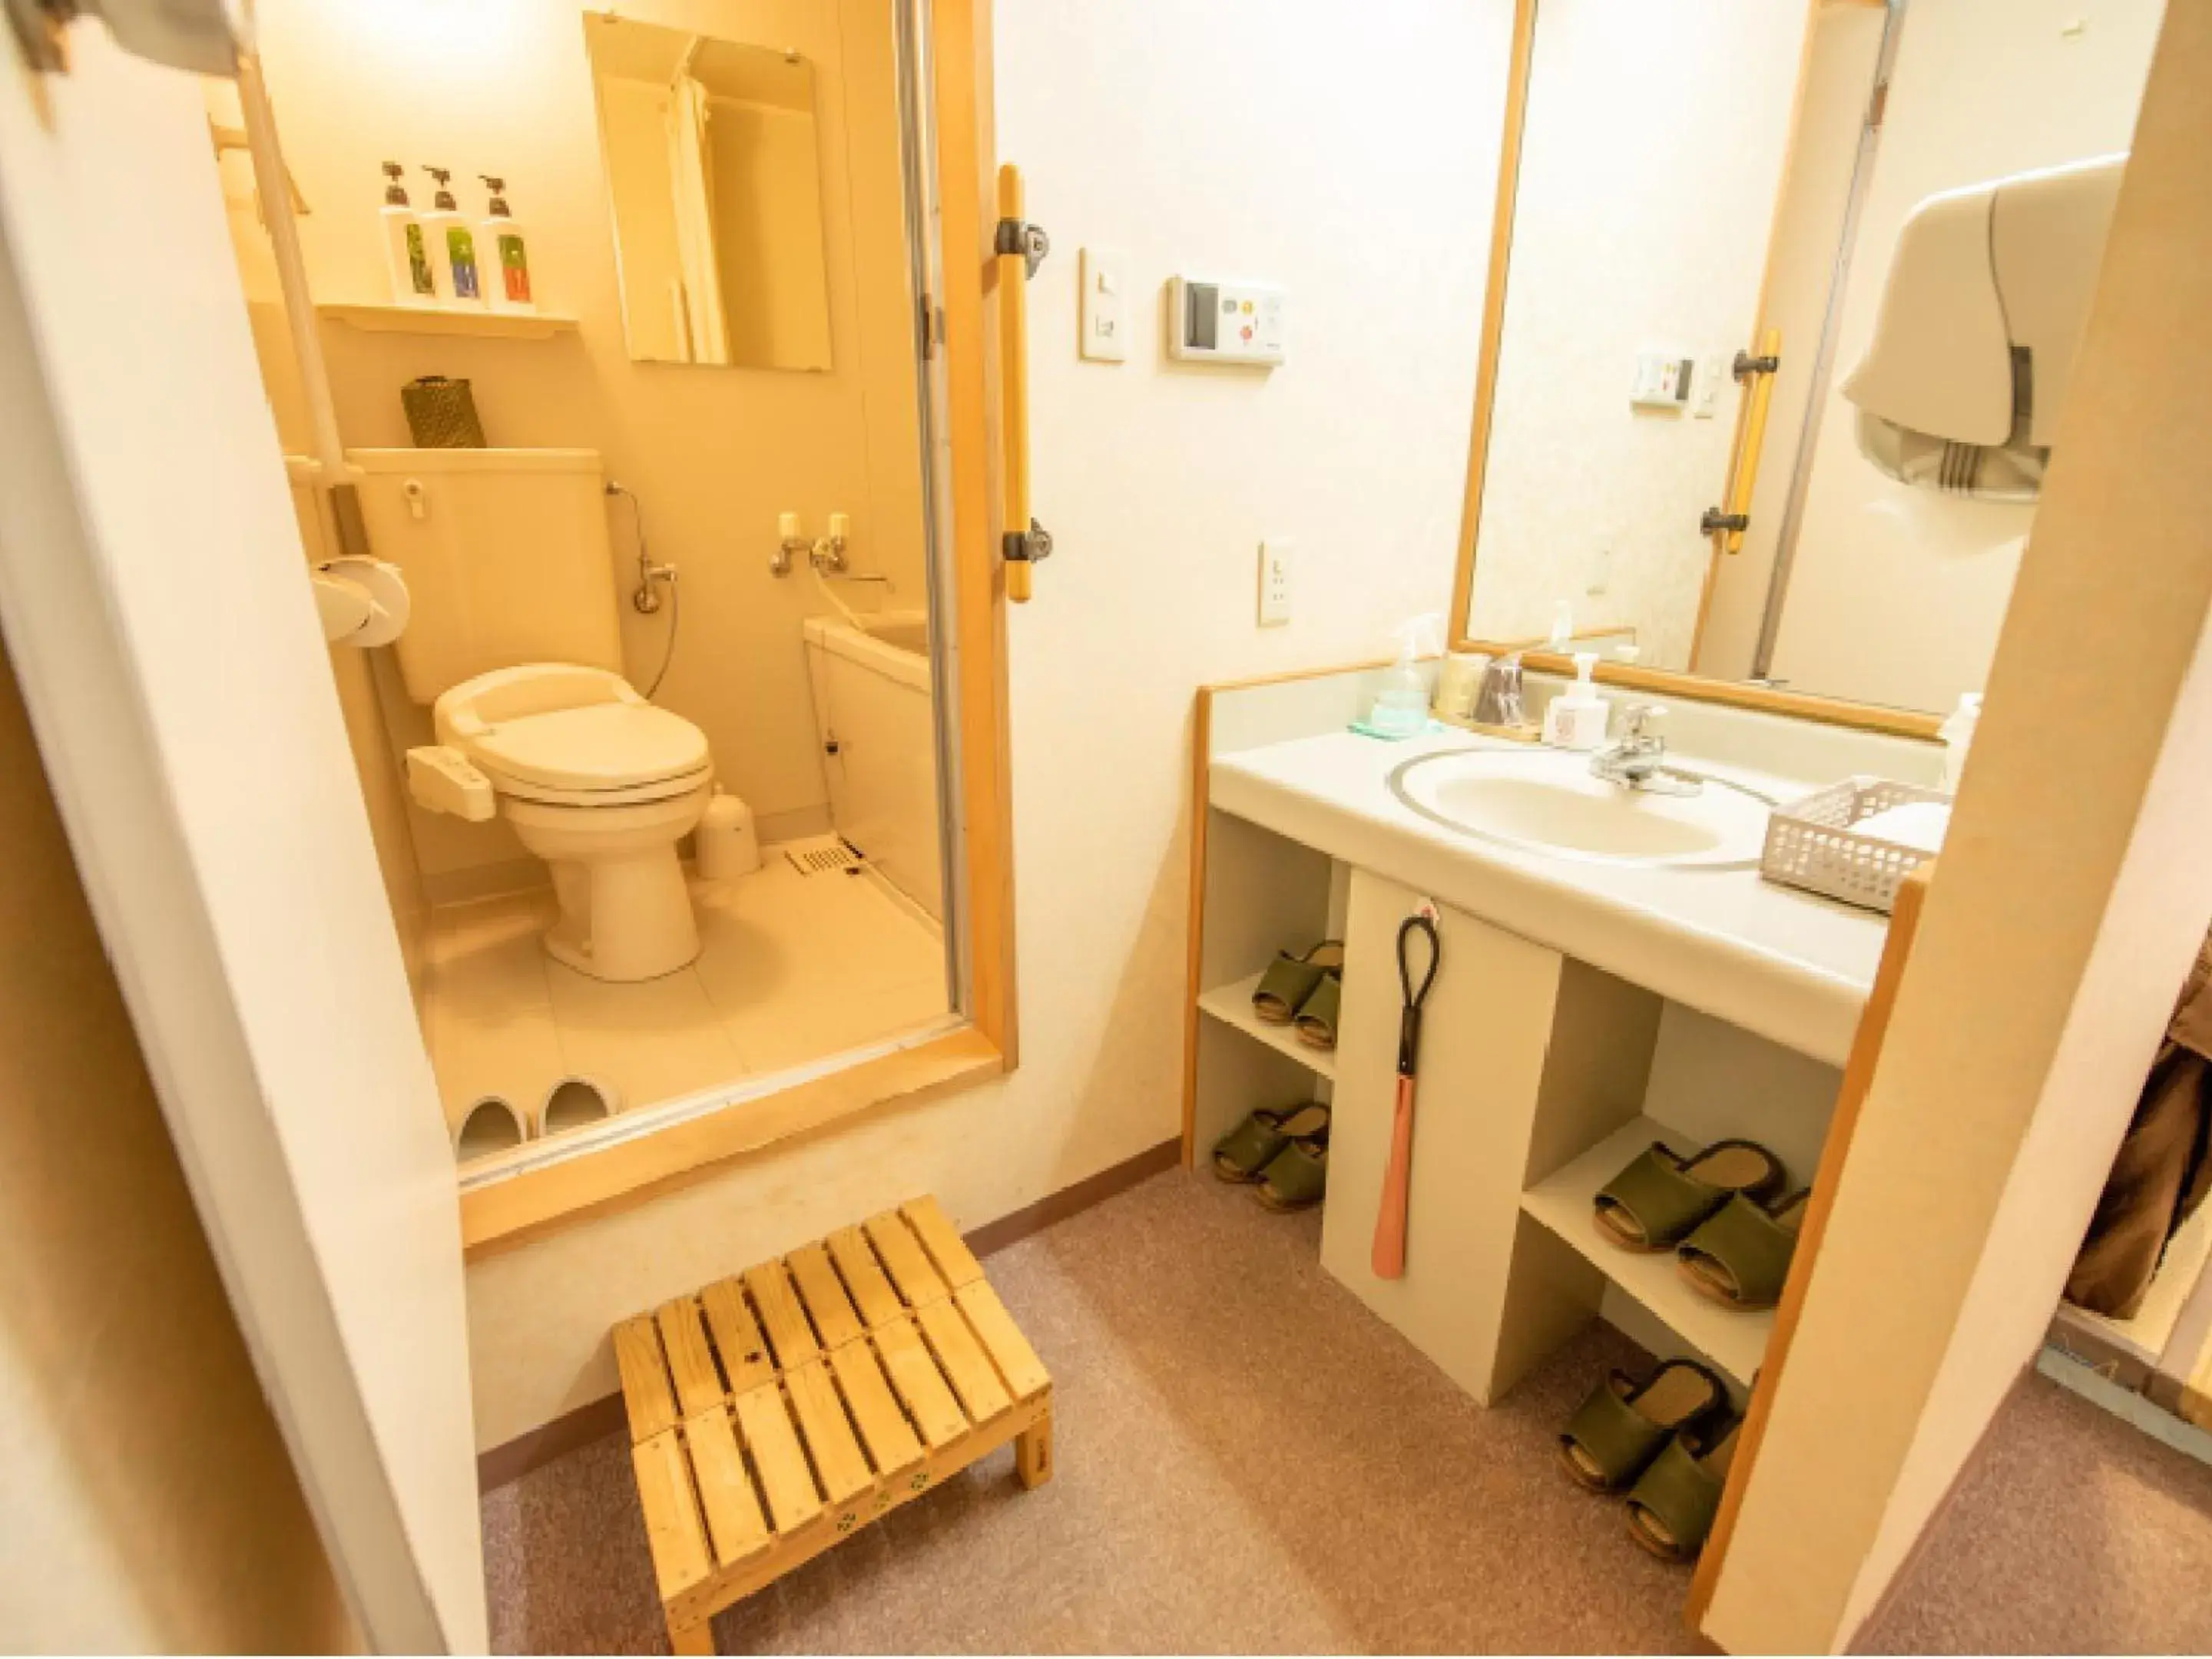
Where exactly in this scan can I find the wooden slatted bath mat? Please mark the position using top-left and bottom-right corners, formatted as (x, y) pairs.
(611, 1195), (1054, 1654)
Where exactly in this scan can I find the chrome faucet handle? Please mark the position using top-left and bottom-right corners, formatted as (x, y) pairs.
(1618, 703), (1663, 746)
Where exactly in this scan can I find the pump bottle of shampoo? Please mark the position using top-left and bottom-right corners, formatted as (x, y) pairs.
(477, 174), (536, 313)
(1542, 652), (1611, 750)
(419, 165), (484, 307)
(379, 162), (437, 306)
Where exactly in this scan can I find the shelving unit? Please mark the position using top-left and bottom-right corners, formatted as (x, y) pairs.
(2051, 1195), (2212, 1370)
(316, 301), (580, 339)
(1521, 1115), (1776, 1386)
(1184, 801), (1346, 1170)
(1196, 971), (1337, 1083)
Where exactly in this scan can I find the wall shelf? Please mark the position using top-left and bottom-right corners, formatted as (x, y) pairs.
(316, 302), (580, 340)
(1197, 970), (1337, 1083)
(1521, 1114), (1775, 1386)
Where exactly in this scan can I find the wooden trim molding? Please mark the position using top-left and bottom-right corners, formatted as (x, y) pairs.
(462, 1031), (1004, 1257)
(1507, 650), (1942, 741)
(1686, 863), (1933, 1631)
(1449, 0), (1945, 744)
(1181, 687), (1215, 1166)
(964, 1136), (1181, 1257)
(933, 0), (1019, 1063)
(1447, 0), (1538, 642)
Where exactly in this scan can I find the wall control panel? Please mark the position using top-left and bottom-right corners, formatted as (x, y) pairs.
(1166, 277), (1286, 366)
(1629, 349), (1696, 409)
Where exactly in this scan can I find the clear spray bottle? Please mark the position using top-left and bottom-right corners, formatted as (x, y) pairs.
(1369, 612), (1445, 737)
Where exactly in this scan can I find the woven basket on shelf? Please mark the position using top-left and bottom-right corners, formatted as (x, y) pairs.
(400, 376), (486, 448)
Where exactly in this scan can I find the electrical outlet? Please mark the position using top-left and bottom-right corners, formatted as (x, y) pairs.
(1257, 539), (1293, 627)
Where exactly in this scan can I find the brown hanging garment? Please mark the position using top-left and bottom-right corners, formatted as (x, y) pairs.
(2065, 931), (2212, 1319)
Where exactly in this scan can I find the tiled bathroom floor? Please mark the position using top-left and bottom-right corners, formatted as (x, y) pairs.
(424, 853), (949, 1143)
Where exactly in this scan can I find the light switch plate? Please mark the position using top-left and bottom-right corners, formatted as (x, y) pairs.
(1079, 247), (1128, 363)
(1257, 539), (1293, 627)
(1694, 353), (1725, 418)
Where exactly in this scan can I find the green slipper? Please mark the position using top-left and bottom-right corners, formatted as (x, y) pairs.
(1250, 942), (1344, 1025)
(1592, 1139), (1786, 1253)
(1255, 1119), (1330, 1212)
(1292, 972), (1341, 1051)
(1677, 1188), (1811, 1310)
(1558, 1357), (1730, 1492)
(1212, 1101), (1328, 1184)
(1625, 1416), (1741, 1562)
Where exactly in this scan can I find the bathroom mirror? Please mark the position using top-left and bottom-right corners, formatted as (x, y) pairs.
(584, 12), (836, 370)
(1455, 0), (2167, 717)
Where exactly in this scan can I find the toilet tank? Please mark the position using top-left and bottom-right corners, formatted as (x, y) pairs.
(348, 448), (624, 703)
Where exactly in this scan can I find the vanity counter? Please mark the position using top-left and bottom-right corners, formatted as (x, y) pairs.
(1210, 727), (1891, 1066)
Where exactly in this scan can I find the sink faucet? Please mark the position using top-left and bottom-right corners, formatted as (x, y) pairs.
(1589, 704), (1702, 796)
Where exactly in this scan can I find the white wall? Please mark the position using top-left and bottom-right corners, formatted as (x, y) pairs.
(1764, 0), (2165, 712)
(1465, 0), (1809, 665)
(464, 0), (1515, 1447)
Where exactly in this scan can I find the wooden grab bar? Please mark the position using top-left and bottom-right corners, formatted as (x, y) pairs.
(994, 164), (1050, 602)
(1707, 326), (1783, 555)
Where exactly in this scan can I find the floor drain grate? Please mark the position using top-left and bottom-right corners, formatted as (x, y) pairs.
(783, 834), (864, 876)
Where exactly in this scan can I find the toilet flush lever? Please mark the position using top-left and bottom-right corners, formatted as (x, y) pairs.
(402, 478), (429, 521)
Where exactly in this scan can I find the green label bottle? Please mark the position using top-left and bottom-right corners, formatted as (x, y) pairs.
(403, 223), (435, 297)
(445, 225), (481, 300)
(497, 231), (531, 303)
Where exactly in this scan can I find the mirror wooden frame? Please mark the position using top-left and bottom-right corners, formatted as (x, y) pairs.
(1446, 0), (1942, 743)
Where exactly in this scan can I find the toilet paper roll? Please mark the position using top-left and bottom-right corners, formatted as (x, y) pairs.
(318, 555), (410, 647)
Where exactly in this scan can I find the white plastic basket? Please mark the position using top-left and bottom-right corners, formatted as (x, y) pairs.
(1760, 777), (1950, 915)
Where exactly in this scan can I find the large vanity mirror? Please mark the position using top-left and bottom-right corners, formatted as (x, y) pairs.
(584, 12), (835, 369)
(1456, 0), (2167, 720)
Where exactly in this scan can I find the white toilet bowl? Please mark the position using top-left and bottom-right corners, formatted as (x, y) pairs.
(507, 783), (712, 980)
(419, 664), (714, 982)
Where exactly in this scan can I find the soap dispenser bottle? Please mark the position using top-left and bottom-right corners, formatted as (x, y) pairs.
(1543, 652), (1610, 750)
(379, 161), (436, 307)
(419, 166), (484, 306)
(477, 174), (536, 313)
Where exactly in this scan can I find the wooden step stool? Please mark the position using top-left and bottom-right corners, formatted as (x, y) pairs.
(611, 1196), (1054, 1654)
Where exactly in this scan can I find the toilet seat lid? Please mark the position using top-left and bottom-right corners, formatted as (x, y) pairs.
(466, 701), (710, 792)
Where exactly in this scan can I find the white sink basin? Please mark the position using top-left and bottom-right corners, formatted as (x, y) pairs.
(1388, 747), (1774, 869)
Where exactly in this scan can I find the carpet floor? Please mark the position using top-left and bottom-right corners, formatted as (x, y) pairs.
(482, 1169), (2212, 1654)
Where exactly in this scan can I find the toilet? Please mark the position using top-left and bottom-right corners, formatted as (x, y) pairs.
(353, 447), (714, 982)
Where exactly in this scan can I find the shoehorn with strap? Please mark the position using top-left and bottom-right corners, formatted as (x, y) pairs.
(1373, 907), (1441, 1280)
